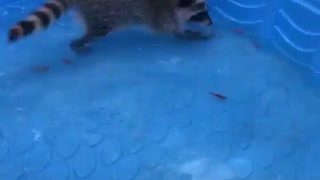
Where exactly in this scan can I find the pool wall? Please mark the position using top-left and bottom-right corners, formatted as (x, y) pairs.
(207, 0), (320, 75)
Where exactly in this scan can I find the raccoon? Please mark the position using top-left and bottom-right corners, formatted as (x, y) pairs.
(8, 0), (213, 51)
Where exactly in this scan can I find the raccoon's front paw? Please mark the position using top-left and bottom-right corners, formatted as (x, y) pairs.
(175, 30), (212, 40)
(184, 30), (212, 40)
(69, 38), (92, 52)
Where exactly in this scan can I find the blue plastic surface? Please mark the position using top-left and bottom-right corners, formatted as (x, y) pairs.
(208, 0), (320, 74)
(1, 0), (320, 180)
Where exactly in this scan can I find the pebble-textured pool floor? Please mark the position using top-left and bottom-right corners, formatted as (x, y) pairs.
(0, 15), (320, 179)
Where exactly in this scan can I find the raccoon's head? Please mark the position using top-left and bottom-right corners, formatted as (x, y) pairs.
(176, 0), (207, 8)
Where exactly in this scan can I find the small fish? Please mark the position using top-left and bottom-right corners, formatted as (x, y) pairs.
(215, 34), (223, 39)
(252, 41), (260, 48)
(63, 59), (72, 64)
(209, 92), (227, 100)
(32, 65), (49, 73)
(232, 29), (245, 35)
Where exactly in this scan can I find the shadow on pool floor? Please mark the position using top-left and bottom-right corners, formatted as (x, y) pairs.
(0, 23), (320, 180)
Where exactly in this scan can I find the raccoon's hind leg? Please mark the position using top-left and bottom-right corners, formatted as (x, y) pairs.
(69, 34), (93, 51)
(70, 26), (111, 52)
(70, 18), (112, 52)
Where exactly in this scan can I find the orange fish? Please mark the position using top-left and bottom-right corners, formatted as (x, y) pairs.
(32, 65), (49, 73)
(232, 29), (245, 35)
(252, 41), (260, 48)
(63, 59), (72, 65)
(209, 92), (227, 100)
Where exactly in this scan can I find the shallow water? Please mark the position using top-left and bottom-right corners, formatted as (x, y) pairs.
(0, 15), (320, 179)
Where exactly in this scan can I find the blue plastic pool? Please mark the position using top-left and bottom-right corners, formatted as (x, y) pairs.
(1, 0), (320, 179)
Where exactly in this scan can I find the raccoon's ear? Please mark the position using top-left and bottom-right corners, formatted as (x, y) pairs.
(177, 0), (196, 8)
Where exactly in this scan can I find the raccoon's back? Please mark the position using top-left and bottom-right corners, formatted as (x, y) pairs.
(73, 0), (177, 25)
(73, 0), (150, 24)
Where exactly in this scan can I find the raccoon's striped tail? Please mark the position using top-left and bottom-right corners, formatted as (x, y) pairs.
(8, 0), (72, 42)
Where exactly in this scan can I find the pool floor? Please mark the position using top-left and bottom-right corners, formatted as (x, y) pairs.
(1, 19), (320, 180)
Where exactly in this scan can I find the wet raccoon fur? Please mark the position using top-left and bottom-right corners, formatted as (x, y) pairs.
(8, 0), (213, 51)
